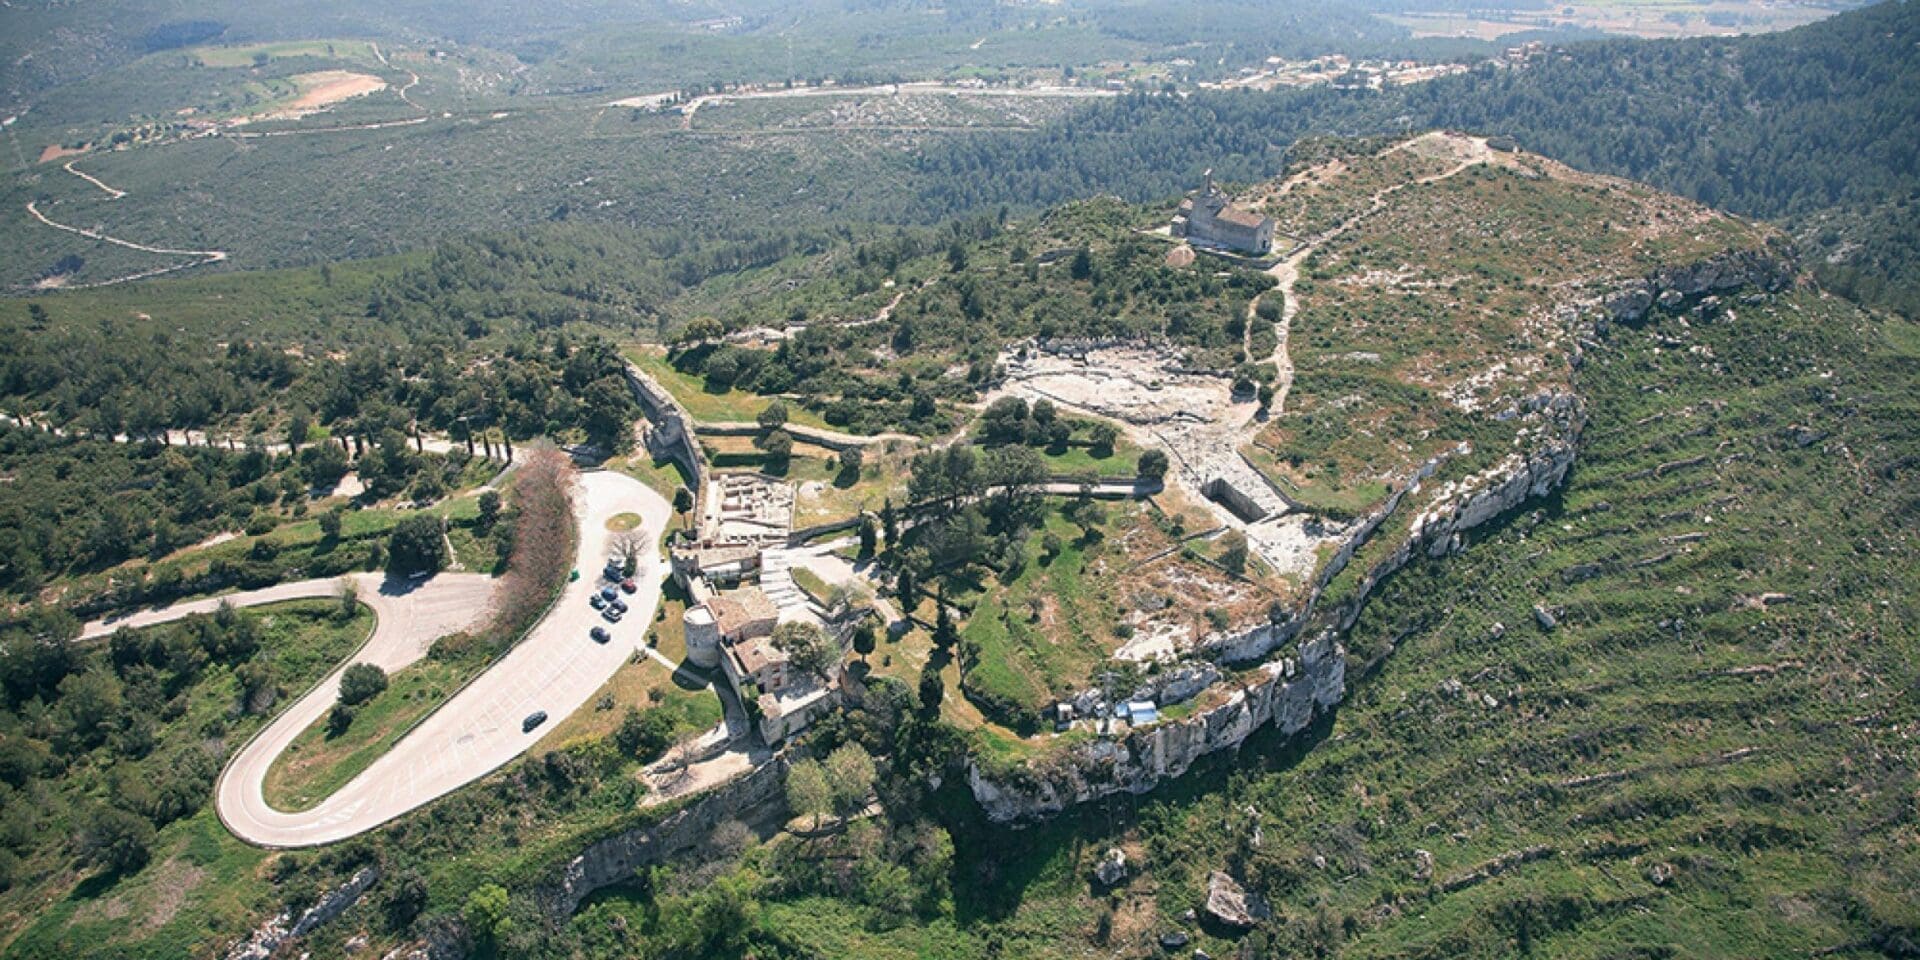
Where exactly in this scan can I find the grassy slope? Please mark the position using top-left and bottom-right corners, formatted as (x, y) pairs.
(903, 287), (1920, 959)
(626, 348), (835, 430)
(261, 657), (474, 812)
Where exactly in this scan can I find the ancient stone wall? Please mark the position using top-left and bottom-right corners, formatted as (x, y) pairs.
(623, 363), (704, 496)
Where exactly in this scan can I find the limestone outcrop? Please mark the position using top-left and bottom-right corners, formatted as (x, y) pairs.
(541, 755), (790, 917)
(1203, 871), (1270, 928)
(224, 866), (380, 960)
(968, 634), (1345, 822)
(967, 372), (1586, 824)
(1602, 247), (1793, 325)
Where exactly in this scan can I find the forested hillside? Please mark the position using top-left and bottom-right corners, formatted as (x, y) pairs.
(925, 0), (1920, 314)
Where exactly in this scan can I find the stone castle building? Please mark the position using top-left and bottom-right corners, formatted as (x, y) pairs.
(1171, 171), (1276, 255)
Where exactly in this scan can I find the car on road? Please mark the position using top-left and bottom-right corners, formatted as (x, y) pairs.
(589, 593), (607, 610)
(590, 626), (611, 644)
(620, 578), (638, 594)
(522, 711), (548, 733)
(603, 607), (623, 623)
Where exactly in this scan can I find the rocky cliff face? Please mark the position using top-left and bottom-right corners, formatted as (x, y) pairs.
(968, 436), (1581, 823)
(1601, 247), (1795, 326)
(970, 634), (1345, 822)
(223, 866), (380, 960)
(965, 245), (1795, 825)
(540, 755), (790, 917)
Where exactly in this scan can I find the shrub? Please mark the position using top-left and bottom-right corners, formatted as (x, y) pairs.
(1138, 449), (1169, 481)
(338, 663), (388, 706)
(327, 703), (357, 737)
(463, 883), (513, 943)
(614, 707), (675, 761)
(78, 805), (153, 874)
(385, 514), (448, 576)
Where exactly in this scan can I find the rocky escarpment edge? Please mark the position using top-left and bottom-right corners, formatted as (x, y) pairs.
(964, 246), (1793, 825)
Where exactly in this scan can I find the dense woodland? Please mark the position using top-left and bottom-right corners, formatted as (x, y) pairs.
(0, 307), (640, 459)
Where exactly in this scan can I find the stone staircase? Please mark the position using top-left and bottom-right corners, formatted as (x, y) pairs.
(757, 549), (810, 615)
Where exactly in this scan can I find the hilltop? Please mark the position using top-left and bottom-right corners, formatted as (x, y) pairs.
(632, 130), (1793, 770)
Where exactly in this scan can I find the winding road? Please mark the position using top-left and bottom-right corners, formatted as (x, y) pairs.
(216, 468), (669, 846)
(90, 467), (670, 846)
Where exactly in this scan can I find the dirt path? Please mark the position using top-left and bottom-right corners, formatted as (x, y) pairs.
(22, 45), (435, 285)
(1246, 132), (1493, 419)
(368, 42), (422, 112)
(63, 160), (125, 199)
(23, 198), (228, 289)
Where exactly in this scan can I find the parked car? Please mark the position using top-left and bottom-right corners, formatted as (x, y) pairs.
(522, 711), (548, 733)
(589, 593), (607, 610)
(590, 626), (611, 644)
(599, 586), (618, 601)
(603, 607), (624, 623)
(620, 578), (638, 594)
(604, 562), (622, 580)
(609, 597), (628, 613)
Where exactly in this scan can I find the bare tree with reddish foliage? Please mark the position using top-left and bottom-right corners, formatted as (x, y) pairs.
(484, 442), (577, 651)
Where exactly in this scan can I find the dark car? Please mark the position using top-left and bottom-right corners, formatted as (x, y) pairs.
(620, 578), (638, 594)
(589, 593), (607, 610)
(603, 607), (624, 623)
(522, 711), (548, 733)
(590, 626), (611, 644)
(599, 585), (618, 601)
(608, 597), (628, 613)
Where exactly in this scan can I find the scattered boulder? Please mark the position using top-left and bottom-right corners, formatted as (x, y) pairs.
(1094, 848), (1129, 887)
(1412, 848), (1434, 882)
(1646, 861), (1676, 886)
(1160, 930), (1192, 950)
(1203, 871), (1270, 929)
(1532, 604), (1558, 631)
